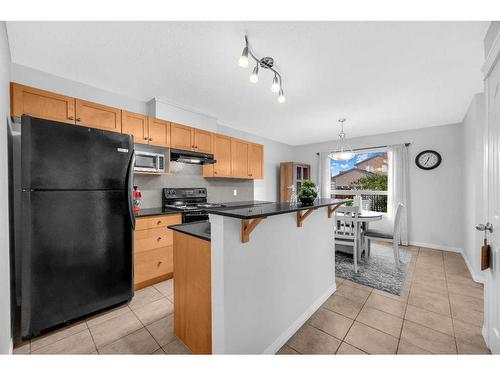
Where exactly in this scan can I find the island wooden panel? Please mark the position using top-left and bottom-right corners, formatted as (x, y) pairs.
(173, 231), (212, 354)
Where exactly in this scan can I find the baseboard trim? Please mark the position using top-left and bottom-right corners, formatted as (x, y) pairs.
(409, 241), (461, 253)
(262, 282), (337, 354)
(461, 250), (485, 284)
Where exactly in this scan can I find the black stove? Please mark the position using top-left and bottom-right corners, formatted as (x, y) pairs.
(162, 188), (225, 223)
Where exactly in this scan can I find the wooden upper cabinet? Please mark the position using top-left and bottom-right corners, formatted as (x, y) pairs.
(75, 99), (122, 132)
(122, 111), (149, 144)
(248, 143), (264, 179)
(170, 123), (194, 151)
(212, 135), (232, 177)
(148, 117), (170, 148)
(193, 129), (213, 154)
(10, 83), (76, 124)
(231, 138), (250, 178)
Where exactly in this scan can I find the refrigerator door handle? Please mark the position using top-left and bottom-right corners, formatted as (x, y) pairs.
(125, 150), (136, 229)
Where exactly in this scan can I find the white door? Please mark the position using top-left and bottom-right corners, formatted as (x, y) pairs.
(484, 54), (500, 354)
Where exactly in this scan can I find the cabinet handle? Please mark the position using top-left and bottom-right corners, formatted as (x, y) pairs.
(157, 220), (162, 225)
(68, 116), (74, 120)
(214, 171), (218, 175)
(157, 261), (162, 267)
(144, 137), (148, 140)
(157, 237), (162, 242)
(149, 138), (153, 141)
(76, 118), (81, 122)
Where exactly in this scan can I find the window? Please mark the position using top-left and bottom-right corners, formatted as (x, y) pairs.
(330, 151), (389, 212)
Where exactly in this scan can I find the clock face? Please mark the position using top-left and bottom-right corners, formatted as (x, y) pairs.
(415, 150), (441, 170)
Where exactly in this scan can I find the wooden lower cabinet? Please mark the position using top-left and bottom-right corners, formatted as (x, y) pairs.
(134, 213), (181, 290)
(173, 232), (212, 354)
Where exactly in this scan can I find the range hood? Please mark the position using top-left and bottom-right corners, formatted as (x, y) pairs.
(170, 148), (216, 165)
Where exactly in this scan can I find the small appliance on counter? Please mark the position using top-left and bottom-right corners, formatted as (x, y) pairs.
(162, 187), (225, 223)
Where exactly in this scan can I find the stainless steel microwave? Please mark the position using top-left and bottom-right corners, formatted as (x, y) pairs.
(134, 150), (166, 173)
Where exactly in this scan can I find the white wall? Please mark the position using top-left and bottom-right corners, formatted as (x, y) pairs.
(0, 21), (12, 354)
(294, 123), (464, 252)
(462, 93), (486, 282)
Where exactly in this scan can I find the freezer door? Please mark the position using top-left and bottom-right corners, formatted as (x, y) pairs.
(21, 116), (133, 190)
(20, 190), (133, 338)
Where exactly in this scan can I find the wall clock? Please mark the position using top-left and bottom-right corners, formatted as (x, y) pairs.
(415, 150), (441, 170)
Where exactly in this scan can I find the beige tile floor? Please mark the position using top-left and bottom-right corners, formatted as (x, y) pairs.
(13, 279), (192, 355)
(279, 244), (491, 355)
(13, 244), (490, 355)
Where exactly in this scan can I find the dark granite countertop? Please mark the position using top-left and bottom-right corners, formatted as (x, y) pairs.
(169, 221), (211, 242)
(204, 198), (351, 219)
(134, 207), (181, 217)
(214, 200), (273, 208)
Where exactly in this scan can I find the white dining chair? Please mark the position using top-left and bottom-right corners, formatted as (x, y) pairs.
(334, 205), (362, 273)
(364, 203), (404, 267)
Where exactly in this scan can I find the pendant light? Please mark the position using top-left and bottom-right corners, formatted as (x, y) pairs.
(329, 119), (355, 161)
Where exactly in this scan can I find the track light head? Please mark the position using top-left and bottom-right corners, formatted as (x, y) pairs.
(249, 64), (259, 83)
(238, 46), (249, 68)
(278, 89), (286, 103)
(271, 74), (280, 92)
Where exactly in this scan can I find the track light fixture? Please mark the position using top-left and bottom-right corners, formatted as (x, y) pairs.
(249, 64), (259, 83)
(238, 35), (286, 103)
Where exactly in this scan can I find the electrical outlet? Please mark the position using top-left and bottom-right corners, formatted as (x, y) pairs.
(233, 189), (237, 196)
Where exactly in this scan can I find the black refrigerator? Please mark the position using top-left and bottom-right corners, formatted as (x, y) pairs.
(9, 115), (135, 339)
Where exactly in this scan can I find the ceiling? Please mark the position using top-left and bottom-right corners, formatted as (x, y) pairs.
(6, 21), (488, 145)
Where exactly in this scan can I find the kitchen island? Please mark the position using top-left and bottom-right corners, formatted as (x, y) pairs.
(169, 198), (349, 354)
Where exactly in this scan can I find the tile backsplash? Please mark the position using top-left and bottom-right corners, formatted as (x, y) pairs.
(133, 163), (254, 208)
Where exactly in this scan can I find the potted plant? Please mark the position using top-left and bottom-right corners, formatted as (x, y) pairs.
(298, 179), (318, 205)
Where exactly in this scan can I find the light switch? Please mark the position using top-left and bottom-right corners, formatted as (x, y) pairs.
(233, 189), (238, 196)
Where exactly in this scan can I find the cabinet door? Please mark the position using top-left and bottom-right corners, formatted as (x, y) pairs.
(193, 129), (213, 154)
(122, 111), (148, 144)
(148, 117), (170, 147)
(170, 123), (194, 151)
(231, 138), (250, 178)
(75, 99), (122, 132)
(212, 135), (232, 177)
(10, 83), (76, 124)
(248, 143), (264, 179)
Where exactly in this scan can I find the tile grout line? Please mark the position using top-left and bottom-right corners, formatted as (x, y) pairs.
(335, 284), (375, 354)
(85, 321), (99, 355)
(443, 253), (459, 354)
(128, 302), (166, 354)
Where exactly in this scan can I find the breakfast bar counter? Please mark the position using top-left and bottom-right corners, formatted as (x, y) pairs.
(170, 199), (350, 354)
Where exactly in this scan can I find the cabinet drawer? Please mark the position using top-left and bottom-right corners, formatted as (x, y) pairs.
(135, 227), (173, 253)
(134, 247), (172, 284)
(135, 214), (181, 230)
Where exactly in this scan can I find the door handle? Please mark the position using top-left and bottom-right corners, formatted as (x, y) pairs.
(476, 222), (493, 233)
